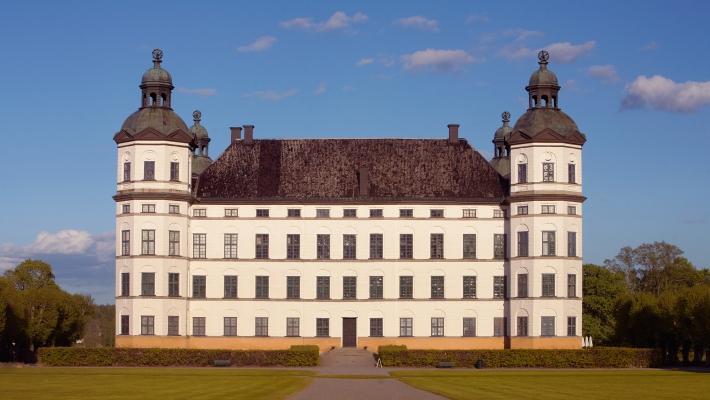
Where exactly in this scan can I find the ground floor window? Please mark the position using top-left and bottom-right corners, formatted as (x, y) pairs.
(120, 315), (129, 335)
(192, 317), (206, 336)
(493, 317), (506, 337)
(541, 316), (555, 336)
(224, 317), (237, 336)
(517, 316), (528, 336)
(400, 318), (413, 337)
(140, 315), (154, 335)
(286, 317), (300, 337)
(316, 318), (329, 337)
(167, 316), (179, 336)
(462, 317), (476, 337)
(567, 316), (577, 336)
(431, 317), (444, 337)
(370, 318), (383, 337)
(255, 317), (268, 337)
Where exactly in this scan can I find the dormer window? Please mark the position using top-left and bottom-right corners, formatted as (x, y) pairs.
(143, 161), (155, 181)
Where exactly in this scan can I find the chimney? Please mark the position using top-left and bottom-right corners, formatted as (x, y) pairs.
(243, 124), (254, 144)
(358, 167), (369, 197)
(447, 124), (460, 144)
(230, 126), (242, 143)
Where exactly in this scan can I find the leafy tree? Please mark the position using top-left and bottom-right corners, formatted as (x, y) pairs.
(0, 277), (7, 337)
(582, 264), (627, 343)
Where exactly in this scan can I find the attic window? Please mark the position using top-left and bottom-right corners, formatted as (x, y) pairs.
(256, 209), (270, 218)
(287, 209), (301, 218)
(369, 209), (383, 218)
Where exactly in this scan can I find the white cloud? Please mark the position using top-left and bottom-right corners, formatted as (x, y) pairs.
(315, 82), (327, 95)
(394, 16), (439, 31)
(641, 41), (657, 51)
(237, 36), (277, 52)
(31, 230), (94, 254)
(587, 64), (620, 83)
(622, 75), (710, 113)
(545, 41), (596, 63)
(244, 88), (298, 101)
(402, 49), (474, 72)
(356, 58), (374, 66)
(176, 87), (217, 97)
(503, 28), (544, 42)
(498, 44), (536, 60)
(280, 11), (368, 32)
(466, 14), (489, 24)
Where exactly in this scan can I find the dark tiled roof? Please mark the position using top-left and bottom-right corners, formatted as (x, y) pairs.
(194, 139), (507, 202)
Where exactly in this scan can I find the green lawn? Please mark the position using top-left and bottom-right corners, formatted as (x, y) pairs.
(0, 368), (315, 400)
(391, 370), (710, 400)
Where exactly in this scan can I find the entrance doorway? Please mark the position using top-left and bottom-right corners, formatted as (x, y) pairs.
(342, 318), (357, 347)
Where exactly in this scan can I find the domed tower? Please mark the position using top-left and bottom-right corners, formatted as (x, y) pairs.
(113, 49), (192, 343)
(490, 111), (513, 178)
(506, 51), (586, 348)
(189, 110), (213, 176)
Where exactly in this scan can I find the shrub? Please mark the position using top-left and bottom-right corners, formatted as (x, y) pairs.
(38, 346), (319, 367)
(377, 346), (663, 368)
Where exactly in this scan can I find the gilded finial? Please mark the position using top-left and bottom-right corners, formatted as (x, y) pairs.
(193, 110), (202, 123)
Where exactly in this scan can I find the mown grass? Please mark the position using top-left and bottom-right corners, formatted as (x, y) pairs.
(391, 369), (710, 400)
(0, 367), (315, 400)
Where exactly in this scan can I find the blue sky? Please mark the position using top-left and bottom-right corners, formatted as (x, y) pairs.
(1, 1), (709, 303)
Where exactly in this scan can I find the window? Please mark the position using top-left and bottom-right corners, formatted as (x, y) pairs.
(287, 208), (301, 218)
(192, 317), (206, 336)
(568, 163), (576, 184)
(316, 276), (330, 299)
(193, 208), (206, 217)
(493, 276), (506, 299)
(317, 234), (330, 259)
(316, 209), (330, 218)
(517, 274), (528, 298)
(567, 316), (577, 336)
(224, 208), (238, 217)
(431, 317), (444, 337)
(169, 230), (180, 256)
(141, 272), (155, 296)
(120, 272), (130, 296)
(542, 273), (556, 297)
(370, 318), (383, 337)
(463, 276), (477, 299)
(399, 208), (413, 218)
(462, 209), (477, 218)
(255, 317), (268, 336)
(369, 276), (383, 299)
(463, 318), (476, 337)
(542, 162), (554, 182)
(494, 234), (506, 259)
(168, 316), (179, 336)
(493, 317), (506, 337)
(255, 276), (269, 299)
(541, 316), (555, 336)
(121, 230), (130, 256)
(494, 209), (506, 218)
(256, 209), (269, 217)
(255, 234), (269, 259)
(400, 318), (413, 337)
(567, 274), (577, 298)
(193, 233), (206, 259)
(518, 163), (528, 183)
(399, 276), (413, 299)
(343, 208), (357, 217)
(122, 204), (130, 214)
(517, 316), (529, 336)
(141, 229), (155, 255)
(224, 275), (238, 299)
(430, 233), (444, 259)
(316, 318), (329, 337)
(542, 231), (556, 256)
(224, 233), (238, 259)
(170, 161), (179, 181)
(169, 204), (180, 214)
(343, 234), (356, 259)
(431, 276), (444, 299)
(286, 234), (300, 259)
(369, 234), (383, 259)
(343, 276), (357, 299)
(168, 272), (179, 297)
(541, 204), (556, 214)
(568, 232), (577, 257)
(143, 161), (155, 180)
(141, 316), (154, 335)
(369, 209), (383, 218)
(123, 162), (131, 182)
(517, 231), (529, 257)
(286, 317), (300, 337)
(463, 234), (476, 259)
(287, 276), (300, 299)
(517, 205), (528, 215)
(120, 315), (129, 335)
(568, 205), (577, 215)
(399, 234), (413, 259)
(224, 317), (237, 336)
(192, 275), (206, 298)
(430, 209), (444, 218)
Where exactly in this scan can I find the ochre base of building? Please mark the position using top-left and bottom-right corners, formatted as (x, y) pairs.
(115, 335), (341, 353)
(507, 336), (582, 349)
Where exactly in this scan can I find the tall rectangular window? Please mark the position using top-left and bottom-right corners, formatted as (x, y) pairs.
(370, 318), (383, 337)
(120, 272), (130, 296)
(143, 161), (155, 180)
(462, 209), (477, 218)
(567, 274), (577, 298)
(224, 275), (238, 299)
(399, 234), (413, 259)
(431, 276), (444, 299)
(316, 276), (330, 299)
(463, 276), (477, 299)
(343, 234), (356, 259)
(192, 317), (206, 336)
(541, 316), (555, 336)
(192, 275), (206, 298)
(120, 315), (129, 335)
(141, 316), (154, 335)
(287, 276), (300, 299)
(224, 233), (238, 259)
(568, 163), (576, 184)
(431, 317), (444, 337)
(518, 163), (528, 183)
(316, 209), (330, 218)
(224, 317), (237, 336)
(494, 234), (506, 259)
(316, 318), (329, 337)
(399, 276), (413, 299)
(317, 234), (330, 259)
(170, 161), (179, 181)
(169, 230), (180, 256)
(493, 276), (506, 299)
(399, 208), (413, 218)
(255, 317), (268, 336)
(192, 233), (206, 259)
(255, 276), (269, 299)
(400, 318), (413, 337)
(369, 234), (383, 259)
(123, 162), (131, 182)
(369, 276), (383, 299)
(369, 209), (383, 218)
(567, 316), (577, 336)
(463, 317), (476, 337)
(286, 234), (300, 259)
(287, 208), (301, 218)
(517, 316), (529, 336)
(463, 234), (476, 259)
(141, 229), (155, 255)
(493, 317), (506, 337)
(542, 162), (554, 182)
(168, 272), (179, 297)
(542, 273), (556, 297)
(430, 209), (444, 218)
(141, 204), (155, 213)
(430, 233), (444, 259)
(255, 234), (269, 259)
(517, 273), (528, 298)
(542, 231), (556, 256)
(141, 272), (155, 296)
(343, 276), (357, 299)
(343, 208), (357, 217)
(121, 230), (130, 256)
(517, 231), (529, 257)
(122, 203), (131, 214)
(286, 317), (300, 337)
(568, 232), (577, 257)
(168, 316), (179, 336)
(256, 209), (269, 217)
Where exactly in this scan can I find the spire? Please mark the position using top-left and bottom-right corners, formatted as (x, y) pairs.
(140, 48), (174, 109)
(189, 109), (211, 160)
(493, 111), (512, 158)
(525, 50), (560, 109)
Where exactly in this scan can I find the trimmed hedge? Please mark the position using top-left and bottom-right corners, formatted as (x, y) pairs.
(377, 346), (663, 368)
(38, 345), (319, 367)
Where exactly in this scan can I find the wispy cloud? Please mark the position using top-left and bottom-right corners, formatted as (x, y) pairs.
(503, 28), (544, 42)
(244, 88), (298, 101)
(641, 41), (658, 51)
(237, 36), (277, 52)
(315, 82), (327, 95)
(176, 87), (217, 97)
(402, 49), (474, 72)
(587, 64), (620, 83)
(466, 14), (489, 24)
(621, 75), (710, 113)
(280, 11), (368, 32)
(498, 44), (536, 61)
(356, 57), (374, 66)
(546, 41), (596, 63)
(394, 16), (439, 31)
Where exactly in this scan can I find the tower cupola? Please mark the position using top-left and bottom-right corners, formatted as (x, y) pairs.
(493, 111), (512, 158)
(526, 50), (560, 109)
(140, 49), (174, 108)
(190, 110), (213, 176)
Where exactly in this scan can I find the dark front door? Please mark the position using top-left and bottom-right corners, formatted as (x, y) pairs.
(342, 318), (357, 347)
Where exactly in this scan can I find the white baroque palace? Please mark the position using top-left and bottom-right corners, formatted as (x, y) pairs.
(114, 49), (586, 351)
